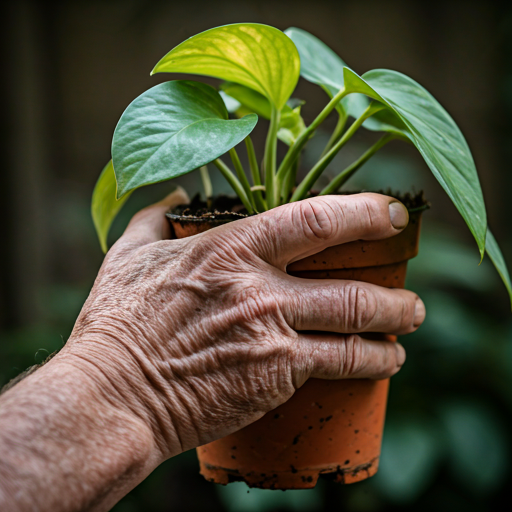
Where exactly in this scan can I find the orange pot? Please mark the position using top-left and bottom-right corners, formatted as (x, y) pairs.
(167, 209), (423, 489)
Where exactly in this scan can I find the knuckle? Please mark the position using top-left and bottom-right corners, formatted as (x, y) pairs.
(342, 334), (365, 376)
(349, 194), (389, 237)
(343, 285), (376, 331)
(201, 228), (259, 267)
(236, 283), (277, 323)
(358, 196), (382, 234)
(292, 198), (338, 241)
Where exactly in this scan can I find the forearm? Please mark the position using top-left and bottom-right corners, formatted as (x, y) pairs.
(0, 193), (423, 510)
(0, 348), (162, 512)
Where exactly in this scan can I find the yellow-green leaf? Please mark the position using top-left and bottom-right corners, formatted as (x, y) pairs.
(278, 105), (306, 146)
(152, 23), (300, 110)
(91, 160), (132, 253)
(220, 82), (305, 146)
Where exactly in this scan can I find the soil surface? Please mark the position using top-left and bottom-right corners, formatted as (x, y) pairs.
(169, 191), (429, 220)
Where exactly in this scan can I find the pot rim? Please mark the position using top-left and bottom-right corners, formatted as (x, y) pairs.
(165, 212), (246, 223)
(166, 201), (430, 224)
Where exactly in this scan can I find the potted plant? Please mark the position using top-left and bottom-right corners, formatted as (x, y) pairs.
(91, 23), (511, 489)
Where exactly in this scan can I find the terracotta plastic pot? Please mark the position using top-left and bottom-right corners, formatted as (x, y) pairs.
(167, 208), (423, 489)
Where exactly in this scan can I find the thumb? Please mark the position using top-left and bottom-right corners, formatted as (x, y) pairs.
(120, 187), (189, 248)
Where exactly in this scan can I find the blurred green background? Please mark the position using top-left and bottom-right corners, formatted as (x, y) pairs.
(1, 1), (512, 510)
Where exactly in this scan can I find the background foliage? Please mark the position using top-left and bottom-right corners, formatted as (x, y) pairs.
(1, 1), (512, 511)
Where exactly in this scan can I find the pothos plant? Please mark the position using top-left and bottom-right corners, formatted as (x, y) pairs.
(91, 23), (511, 304)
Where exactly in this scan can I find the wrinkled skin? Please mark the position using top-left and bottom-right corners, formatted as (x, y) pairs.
(67, 189), (424, 455)
(0, 190), (425, 512)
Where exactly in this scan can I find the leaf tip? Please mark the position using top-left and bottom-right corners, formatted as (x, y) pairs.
(479, 247), (485, 265)
(114, 177), (128, 201)
(150, 58), (165, 76)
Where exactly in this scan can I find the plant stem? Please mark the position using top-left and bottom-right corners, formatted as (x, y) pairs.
(245, 136), (261, 186)
(264, 106), (280, 209)
(281, 156), (300, 204)
(245, 136), (267, 211)
(319, 113), (347, 159)
(319, 133), (395, 195)
(229, 147), (256, 210)
(290, 101), (386, 202)
(275, 87), (349, 188)
(199, 165), (213, 209)
(213, 158), (254, 214)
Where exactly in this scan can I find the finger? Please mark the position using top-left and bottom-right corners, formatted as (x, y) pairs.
(292, 333), (406, 386)
(277, 278), (426, 335)
(223, 193), (409, 269)
(120, 187), (189, 248)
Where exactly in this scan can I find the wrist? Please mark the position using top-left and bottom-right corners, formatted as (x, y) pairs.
(0, 343), (172, 511)
(63, 330), (184, 459)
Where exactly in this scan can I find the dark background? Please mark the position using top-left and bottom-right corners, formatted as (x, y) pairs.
(1, 1), (512, 511)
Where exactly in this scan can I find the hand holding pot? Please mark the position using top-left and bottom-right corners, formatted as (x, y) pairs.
(67, 190), (425, 457)
(0, 189), (425, 511)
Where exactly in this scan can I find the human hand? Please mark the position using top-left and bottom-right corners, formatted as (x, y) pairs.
(64, 189), (425, 462)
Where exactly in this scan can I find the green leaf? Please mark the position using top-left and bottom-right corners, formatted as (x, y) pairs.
(91, 160), (132, 253)
(485, 229), (512, 308)
(152, 23), (300, 110)
(285, 27), (410, 138)
(221, 82), (271, 118)
(112, 81), (257, 198)
(343, 67), (487, 258)
(221, 82), (305, 146)
(284, 27), (366, 120)
(285, 28), (496, 286)
(277, 105), (306, 146)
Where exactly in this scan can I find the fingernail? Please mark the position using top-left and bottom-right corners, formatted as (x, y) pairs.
(413, 299), (426, 327)
(389, 201), (409, 229)
(395, 343), (406, 367)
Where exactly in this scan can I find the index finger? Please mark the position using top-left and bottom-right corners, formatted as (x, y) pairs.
(224, 193), (409, 268)
(115, 187), (189, 252)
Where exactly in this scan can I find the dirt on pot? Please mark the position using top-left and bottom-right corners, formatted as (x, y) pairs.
(166, 192), (428, 490)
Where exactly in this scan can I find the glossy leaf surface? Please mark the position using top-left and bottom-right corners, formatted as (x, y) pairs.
(91, 160), (132, 253)
(285, 27), (409, 137)
(152, 24), (300, 110)
(112, 81), (257, 198)
(285, 27), (507, 291)
(221, 82), (305, 145)
(284, 27), (368, 120)
(343, 67), (487, 259)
